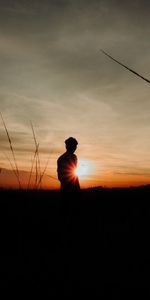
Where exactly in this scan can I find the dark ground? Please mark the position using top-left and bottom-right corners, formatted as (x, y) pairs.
(0, 186), (150, 296)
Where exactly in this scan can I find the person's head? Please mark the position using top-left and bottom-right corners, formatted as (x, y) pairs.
(65, 137), (78, 153)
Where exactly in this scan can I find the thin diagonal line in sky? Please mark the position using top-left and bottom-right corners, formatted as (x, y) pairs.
(101, 49), (150, 84)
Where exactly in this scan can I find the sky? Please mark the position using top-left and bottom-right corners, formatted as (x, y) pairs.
(1, 0), (150, 189)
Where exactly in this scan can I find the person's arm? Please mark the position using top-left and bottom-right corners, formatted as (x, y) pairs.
(57, 159), (62, 182)
(73, 154), (77, 165)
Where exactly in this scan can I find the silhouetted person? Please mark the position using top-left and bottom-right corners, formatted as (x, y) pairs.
(57, 137), (80, 195)
(57, 137), (80, 218)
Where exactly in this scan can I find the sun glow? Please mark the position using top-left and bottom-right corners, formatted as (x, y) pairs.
(74, 159), (94, 178)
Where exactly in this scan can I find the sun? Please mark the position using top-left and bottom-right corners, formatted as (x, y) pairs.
(74, 159), (93, 178)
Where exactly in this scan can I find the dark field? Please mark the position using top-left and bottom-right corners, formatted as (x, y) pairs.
(0, 186), (150, 296)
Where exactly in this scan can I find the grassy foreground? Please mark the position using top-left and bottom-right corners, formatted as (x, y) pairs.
(0, 186), (150, 296)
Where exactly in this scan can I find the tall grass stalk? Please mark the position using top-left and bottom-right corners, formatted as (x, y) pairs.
(3, 152), (19, 184)
(47, 174), (58, 181)
(0, 112), (21, 189)
(37, 156), (50, 189)
(30, 121), (41, 188)
(27, 143), (39, 189)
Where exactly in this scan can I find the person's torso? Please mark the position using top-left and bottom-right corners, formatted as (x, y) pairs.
(57, 152), (77, 183)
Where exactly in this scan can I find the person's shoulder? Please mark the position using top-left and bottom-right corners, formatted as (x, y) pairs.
(57, 152), (66, 162)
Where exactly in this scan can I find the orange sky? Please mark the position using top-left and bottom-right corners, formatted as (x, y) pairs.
(1, 166), (150, 189)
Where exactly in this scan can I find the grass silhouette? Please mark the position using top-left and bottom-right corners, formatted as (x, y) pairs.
(0, 114), (51, 190)
(0, 112), (21, 189)
(27, 142), (40, 189)
(30, 121), (41, 188)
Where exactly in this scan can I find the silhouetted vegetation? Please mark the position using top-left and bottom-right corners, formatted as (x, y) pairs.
(0, 113), (51, 190)
(0, 186), (150, 296)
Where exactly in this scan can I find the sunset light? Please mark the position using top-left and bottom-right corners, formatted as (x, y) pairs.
(74, 159), (94, 178)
